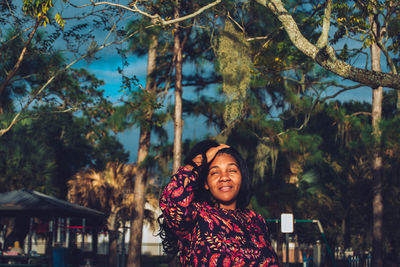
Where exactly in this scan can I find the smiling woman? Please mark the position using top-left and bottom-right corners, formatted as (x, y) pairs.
(159, 140), (279, 266)
(205, 153), (242, 210)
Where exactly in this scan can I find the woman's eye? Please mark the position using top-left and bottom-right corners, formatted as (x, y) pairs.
(210, 171), (219, 176)
(229, 169), (237, 173)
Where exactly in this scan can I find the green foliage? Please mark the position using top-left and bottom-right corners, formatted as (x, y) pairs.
(280, 131), (322, 161)
(0, 116), (56, 194)
(110, 88), (163, 132)
(0, 26), (127, 197)
(23, 0), (53, 19)
(0, 108), (128, 197)
(387, 16), (400, 54)
(23, 0), (65, 28)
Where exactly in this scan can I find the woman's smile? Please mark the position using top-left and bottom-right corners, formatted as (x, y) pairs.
(219, 185), (233, 191)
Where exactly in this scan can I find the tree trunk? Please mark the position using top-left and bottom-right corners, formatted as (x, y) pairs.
(107, 212), (119, 267)
(126, 30), (159, 267)
(169, 4), (184, 266)
(370, 16), (383, 267)
(108, 230), (119, 267)
(172, 1), (184, 173)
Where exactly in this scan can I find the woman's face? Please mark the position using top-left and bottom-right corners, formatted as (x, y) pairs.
(204, 153), (242, 210)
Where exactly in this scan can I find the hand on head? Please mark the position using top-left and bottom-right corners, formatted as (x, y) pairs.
(190, 144), (229, 167)
(205, 144), (230, 163)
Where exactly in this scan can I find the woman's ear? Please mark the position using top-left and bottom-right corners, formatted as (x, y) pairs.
(204, 182), (209, 190)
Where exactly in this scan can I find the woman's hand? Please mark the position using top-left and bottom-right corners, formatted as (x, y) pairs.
(205, 144), (229, 163)
(184, 144), (229, 171)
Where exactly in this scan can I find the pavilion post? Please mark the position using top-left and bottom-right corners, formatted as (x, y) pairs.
(52, 219), (57, 247)
(66, 218), (70, 248)
(1, 224), (6, 250)
(92, 224), (98, 255)
(121, 219), (126, 267)
(57, 218), (61, 245)
(28, 217), (33, 253)
(47, 219), (54, 267)
(81, 218), (86, 250)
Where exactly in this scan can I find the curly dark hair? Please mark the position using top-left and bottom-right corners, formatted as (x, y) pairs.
(195, 146), (253, 209)
(158, 140), (253, 260)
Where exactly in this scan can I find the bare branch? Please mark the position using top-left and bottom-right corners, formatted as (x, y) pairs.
(349, 111), (371, 117)
(246, 35), (274, 41)
(255, 111), (312, 144)
(71, 0), (221, 26)
(370, 19), (398, 77)
(227, 12), (244, 33)
(0, 113), (22, 136)
(320, 84), (364, 102)
(5, 0), (16, 22)
(317, 0), (332, 48)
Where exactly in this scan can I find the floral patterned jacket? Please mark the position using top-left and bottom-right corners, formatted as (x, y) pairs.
(159, 166), (280, 267)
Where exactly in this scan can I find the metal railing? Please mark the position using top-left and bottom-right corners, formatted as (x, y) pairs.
(347, 254), (372, 267)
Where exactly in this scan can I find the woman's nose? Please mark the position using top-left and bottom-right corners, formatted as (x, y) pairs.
(219, 171), (231, 182)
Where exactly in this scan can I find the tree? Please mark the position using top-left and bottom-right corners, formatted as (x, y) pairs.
(0, 106), (128, 196)
(0, 117), (57, 193)
(113, 2), (222, 265)
(370, 17), (384, 267)
(68, 162), (158, 267)
(0, 0), (148, 135)
(172, 0), (185, 173)
(243, 1), (399, 264)
(125, 18), (159, 267)
(0, 0), (66, 110)
(298, 101), (373, 250)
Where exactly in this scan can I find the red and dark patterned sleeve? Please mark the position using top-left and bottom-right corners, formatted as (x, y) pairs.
(159, 166), (199, 237)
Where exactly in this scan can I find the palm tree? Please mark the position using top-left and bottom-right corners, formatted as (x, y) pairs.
(67, 162), (158, 267)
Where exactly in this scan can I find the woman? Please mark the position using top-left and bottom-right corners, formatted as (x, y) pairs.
(159, 140), (279, 266)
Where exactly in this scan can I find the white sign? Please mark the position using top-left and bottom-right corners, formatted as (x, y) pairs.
(281, 213), (294, 233)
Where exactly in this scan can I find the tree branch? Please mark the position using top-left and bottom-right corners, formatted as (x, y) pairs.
(349, 111), (371, 117)
(319, 84), (364, 102)
(0, 17), (42, 102)
(317, 0), (332, 48)
(71, 0), (221, 26)
(255, 0), (400, 90)
(0, 113), (22, 136)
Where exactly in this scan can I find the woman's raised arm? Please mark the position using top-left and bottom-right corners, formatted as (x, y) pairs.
(159, 166), (199, 237)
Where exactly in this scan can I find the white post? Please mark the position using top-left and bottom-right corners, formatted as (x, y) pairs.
(57, 218), (61, 245)
(66, 218), (70, 248)
(281, 213), (294, 267)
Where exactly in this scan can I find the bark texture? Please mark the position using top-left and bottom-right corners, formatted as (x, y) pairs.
(370, 20), (383, 267)
(107, 212), (120, 267)
(172, 1), (184, 173)
(126, 31), (158, 267)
